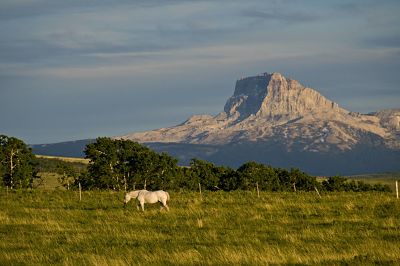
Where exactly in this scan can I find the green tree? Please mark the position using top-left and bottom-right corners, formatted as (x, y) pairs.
(84, 137), (120, 189)
(115, 139), (150, 190)
(236, 162), (282, 191)
(275, 168), (292, 191)
(289, 168), (316, 191)
(151, 153), (179, 190)
(189, 159), (220, 190)
(237, 161), (264, 190)
(262, 165), (281, 191)
(56, 163), (78, 190)
(82, 137), (180, 190)
(217, 166), (237, 191)
(322, 176), (348, 192)
(0, 135), (38, 189)
(128, 147), (158, 189)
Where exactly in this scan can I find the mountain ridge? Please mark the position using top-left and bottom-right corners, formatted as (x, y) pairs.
(117, 72), (399, 152)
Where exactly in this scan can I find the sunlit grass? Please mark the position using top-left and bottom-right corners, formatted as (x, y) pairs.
(0, 189), (399, 265)
(35, 155), (89, 164)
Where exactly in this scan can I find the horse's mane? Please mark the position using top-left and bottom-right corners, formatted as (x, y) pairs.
(129, 190), (146, 197)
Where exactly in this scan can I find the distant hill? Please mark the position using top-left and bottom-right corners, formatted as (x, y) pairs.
(144, 142), (400, 176)
(31, 139), (94, 158)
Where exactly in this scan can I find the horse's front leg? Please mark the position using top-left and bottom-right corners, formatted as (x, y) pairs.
(140, 201), (145, 212)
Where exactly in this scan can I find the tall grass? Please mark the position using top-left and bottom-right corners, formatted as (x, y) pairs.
(1, 189), (399, 265)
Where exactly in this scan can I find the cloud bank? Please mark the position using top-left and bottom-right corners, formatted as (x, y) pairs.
(0, 0), (399, 143)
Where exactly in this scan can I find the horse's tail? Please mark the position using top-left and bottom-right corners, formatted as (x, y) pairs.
(166, 191), (170, 202)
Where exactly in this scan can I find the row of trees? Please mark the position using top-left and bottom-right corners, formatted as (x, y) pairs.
(73, 138), (391, 192)
(71, 137), (318, 191)
(0, 135), (391, 193)
(185, 160), (317, 192)
(0, 135), (38, 189)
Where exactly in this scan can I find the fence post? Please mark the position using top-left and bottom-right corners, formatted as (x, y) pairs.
(79, 183), (82, 202)
(396, 180), (398, 199)
(198, 183), (202, 198)
(256, 182), (260, 198)
(314, 186), (322, 199)
(144, 179), (147, 190)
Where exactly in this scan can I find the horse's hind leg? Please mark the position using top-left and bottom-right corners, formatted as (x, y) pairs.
(160, 200), (169, 211)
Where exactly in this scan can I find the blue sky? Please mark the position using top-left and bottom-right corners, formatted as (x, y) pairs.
(0, 0), (399, 144)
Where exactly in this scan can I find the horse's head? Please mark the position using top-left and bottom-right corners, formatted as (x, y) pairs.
(123, 190), (142, 208)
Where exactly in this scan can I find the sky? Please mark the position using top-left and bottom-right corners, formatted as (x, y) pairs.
(0, 0), (399, 144)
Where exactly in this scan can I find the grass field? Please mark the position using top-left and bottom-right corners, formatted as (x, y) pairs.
(1, 187), (399, 265)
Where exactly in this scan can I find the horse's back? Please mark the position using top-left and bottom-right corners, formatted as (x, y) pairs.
(138, 190), (158, 203)
(135, 190), (169, 203)
(127, 189), (146, 198)
(155, 190), (169, 200)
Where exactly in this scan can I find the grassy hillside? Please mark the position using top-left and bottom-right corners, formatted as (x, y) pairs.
(349, 172), (400, 192)
(1, 189), (399, 265)
(36, 155), (89, 164)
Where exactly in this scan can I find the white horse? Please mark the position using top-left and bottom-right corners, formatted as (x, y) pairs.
(124, 190), (170, 211)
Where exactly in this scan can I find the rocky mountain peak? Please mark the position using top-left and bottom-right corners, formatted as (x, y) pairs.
(223, 72), (346, 123)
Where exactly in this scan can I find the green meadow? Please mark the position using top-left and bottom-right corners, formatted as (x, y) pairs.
(1, 186), (399, 265)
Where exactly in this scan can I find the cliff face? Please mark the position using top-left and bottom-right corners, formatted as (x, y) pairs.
(117, 72), (400, 153)
(224, 74), (270, 119)
(224, 73), (346, 121)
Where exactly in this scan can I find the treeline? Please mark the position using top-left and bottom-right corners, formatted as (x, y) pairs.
(71, 137), (390, 192)
(0, 135), (392, 193)
(67, 137), (318, 191)
(322, 176), (390, 192)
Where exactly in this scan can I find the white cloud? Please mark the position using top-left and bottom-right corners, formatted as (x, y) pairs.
(24, 42), (324, 79)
